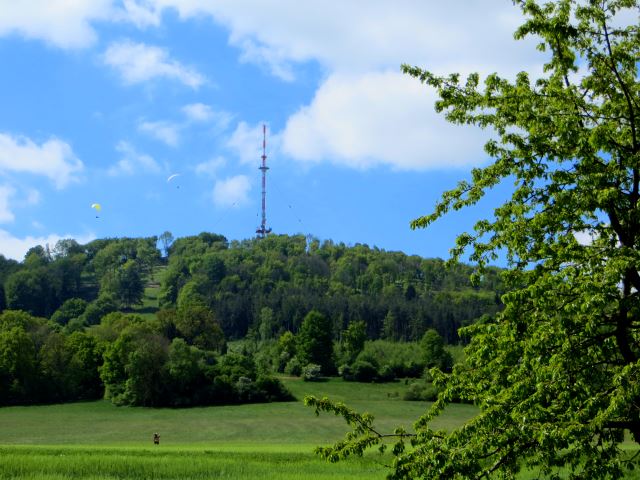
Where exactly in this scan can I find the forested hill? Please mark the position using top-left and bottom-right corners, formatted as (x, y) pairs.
(0, 232), (503, 344)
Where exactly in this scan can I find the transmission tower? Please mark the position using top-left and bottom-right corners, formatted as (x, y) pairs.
(256, 124), (272, 238)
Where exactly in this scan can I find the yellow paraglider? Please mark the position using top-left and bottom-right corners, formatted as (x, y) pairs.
(91, 203), (101, 218)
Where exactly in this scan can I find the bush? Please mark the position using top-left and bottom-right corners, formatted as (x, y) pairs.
(284, 356), (302, 376)
(338, 363), (353, 380)
(355, 340), (426, 380)
(255, 376), (295, 402)
(277, 351), (291, 373)
(302, 363), (322, 382)
(351, 360), (378, 382)
(403, 381), (441, 401)
(377, 364), (395, 382)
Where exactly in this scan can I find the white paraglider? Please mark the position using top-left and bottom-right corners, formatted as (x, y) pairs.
(167, 173), (181, 189)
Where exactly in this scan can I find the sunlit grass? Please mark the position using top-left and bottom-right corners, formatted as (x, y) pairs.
(4, 377), (635, 478)
(0, 378), (473, 478)
(0, 445), (387, 480)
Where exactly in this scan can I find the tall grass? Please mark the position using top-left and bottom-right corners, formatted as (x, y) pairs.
(8, 377), (634, 479)
(0, 446), (385, 480)
(0, 378), (475, 479)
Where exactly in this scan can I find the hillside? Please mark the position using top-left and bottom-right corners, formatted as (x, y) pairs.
(0, 232), (503, 343)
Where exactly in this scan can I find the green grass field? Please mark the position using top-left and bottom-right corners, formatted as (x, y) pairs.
(0, 378), (475, 479)
(2, 377), (638, 479)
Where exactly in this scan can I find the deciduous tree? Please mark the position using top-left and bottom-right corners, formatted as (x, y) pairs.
(307, 1), (640, 478)
(297, 310), (335, 374)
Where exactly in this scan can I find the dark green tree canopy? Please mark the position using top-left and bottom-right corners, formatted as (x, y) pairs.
(297, 310), (335, 375)
(308, 1), (640, 479)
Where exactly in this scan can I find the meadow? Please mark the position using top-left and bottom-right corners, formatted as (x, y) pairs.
(3, 378), (638, 479)
(0, 378), (475, 479)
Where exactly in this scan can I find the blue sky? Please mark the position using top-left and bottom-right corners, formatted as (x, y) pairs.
(0, 1), (547, 262)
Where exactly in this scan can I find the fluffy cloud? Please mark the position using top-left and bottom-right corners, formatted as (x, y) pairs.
(138, 120), (180, 147)
(0, 230), (95, 261)
(226, 122), (268, 166)
(0, 133), (83, 188)
(0, 185), (41, 225)
(137, 1), (541, 78)
(195, 156), (226, 177)
(282, 71), (488, 170)
(182, 104), (234, 134)
(0, 185), (15, 223)
(25, 189), (40, 206)
(108, 141), (162, 176)
(212, 175), (251, 207)
(0, 0), (113, 49)
(102, 40), (205, 88)
(182, 103), (213, 122)
(118, 0), (163, 28)
(137, 1), (542, 170)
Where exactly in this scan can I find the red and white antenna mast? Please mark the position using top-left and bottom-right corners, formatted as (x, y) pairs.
(256, 124), (272, 238)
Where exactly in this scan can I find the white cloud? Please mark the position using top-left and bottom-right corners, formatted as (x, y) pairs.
(195, 156), (226, 177)
(227, 122), (274, 166)
(144, 1), (542, 78)
(212, 175), (251, 207)
(0, 185), (15, 223)
(0, 0), (113, 49)
(282, 71), (488, 170)
(574, 229), (597, 246)
(139, 1), (542, 171)
(182, 103), (213, 122)
(108, 141), (161, 176)
(0, 2), (543, 77)
(0, 133), (83, 188)
(182, 104), (234, 133)
(138, 120), (180, 147)
(0, 230), (95, 261)
(119, 0), (163, 28)
(0, 185), (42, 225)
(102, 40), (205, 88)
(25, 189), (40, 206)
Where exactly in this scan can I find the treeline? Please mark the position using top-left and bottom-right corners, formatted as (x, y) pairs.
(0, 231), (504, 406)
(160, 232), (503, 343)
(0, 232), (502, 344)
(0, 309), (292, 407)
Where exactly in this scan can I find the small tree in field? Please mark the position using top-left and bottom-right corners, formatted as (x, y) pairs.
(307, 1), (640, 478)
(419, 328), (452, 372)
(297, 310), (335, 375)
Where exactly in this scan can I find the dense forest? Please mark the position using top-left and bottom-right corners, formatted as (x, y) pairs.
(0, 232), (503, 407)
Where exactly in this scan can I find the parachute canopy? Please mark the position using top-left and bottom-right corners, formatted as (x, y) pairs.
(167, 173), (181, 183)
(91, 203), (101, 212)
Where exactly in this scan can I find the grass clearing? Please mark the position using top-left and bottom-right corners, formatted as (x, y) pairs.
(3, 377), (637, 478)
(0, 445), (385, 480)
(128, 265), (165, 320)
(0, 378), (474, 479)
(0, 378), (475, 447)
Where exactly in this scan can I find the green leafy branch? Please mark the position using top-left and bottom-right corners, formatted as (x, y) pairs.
(303, 395), (417, 462)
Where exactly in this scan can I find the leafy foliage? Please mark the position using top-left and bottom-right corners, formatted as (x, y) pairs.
(310, 1), (640, 478)
(297, 310), (335, 375)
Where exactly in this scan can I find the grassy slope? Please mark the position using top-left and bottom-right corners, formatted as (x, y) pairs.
(1, 379), (640, 478)
(0, 378), (475, 447)
(0, 378), (476, 479)
(127, 265), (164, 320)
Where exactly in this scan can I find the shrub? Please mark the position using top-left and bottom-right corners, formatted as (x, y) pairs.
(255, 376), (295, 402)
(284, 356), (302, 376)
(403, 381), (441, 401)
(302, 363), (322, 382)
(351, 360), (378, 382)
